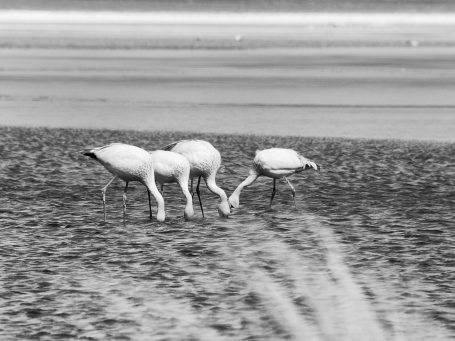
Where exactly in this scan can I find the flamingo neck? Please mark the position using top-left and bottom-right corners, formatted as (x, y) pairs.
(155, 195), (165, 222)
(206, 177), (227, 201)
(205, 177), (230, 217)
(145, 175), (165, 222)
(229, 171), (259, 208)
(183, 190), (194, 220)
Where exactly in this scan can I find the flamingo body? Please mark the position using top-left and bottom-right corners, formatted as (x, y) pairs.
(229, 148), (319, 209)
(164, 139), (230, 217)
(254, 148), (317, 178)
(166, 140), (220, 178)
(83, 143), (165, 222)
(149, 150), (194, 220)
(87, 144), (151, 181)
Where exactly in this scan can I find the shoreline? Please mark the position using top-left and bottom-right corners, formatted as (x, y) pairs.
(1, 124), (453, 145)
(2, 106), (454, 144)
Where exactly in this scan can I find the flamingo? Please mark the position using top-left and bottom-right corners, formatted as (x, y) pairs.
(82, 143), (165, 222)
(149, 150), (194, 220)
(228, 148), (320, 209)
(163, 139), (230, 218)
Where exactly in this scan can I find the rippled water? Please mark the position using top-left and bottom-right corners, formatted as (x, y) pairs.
(1, 126), (454, 340)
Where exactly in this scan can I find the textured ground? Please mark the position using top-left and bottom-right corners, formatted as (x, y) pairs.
(1, 47), (455, 141)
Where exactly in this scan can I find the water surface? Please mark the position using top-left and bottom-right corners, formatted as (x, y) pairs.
(1, 126), (454, 340)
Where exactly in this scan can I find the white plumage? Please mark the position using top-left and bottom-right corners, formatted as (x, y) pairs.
(82, 143), (165, 222)
(229, 148), (319, 209)
(164, 139), (230, 218)
(149, 150), (194, 220)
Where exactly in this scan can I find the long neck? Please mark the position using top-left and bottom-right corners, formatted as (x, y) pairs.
(234, 173), (257, 196)
(145, 174), (165, 222)
(179, 179), (194, 220)
(205, 175), (231, 217)
(205, 175), (228, 202)
(229, 172), (258, 208)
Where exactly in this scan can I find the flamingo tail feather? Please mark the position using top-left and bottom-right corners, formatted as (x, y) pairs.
(162, 141), (179, 151)
(82, 149), (97, 159)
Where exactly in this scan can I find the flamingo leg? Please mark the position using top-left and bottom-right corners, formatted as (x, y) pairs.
(160, 183), (164, 194)
(196, 176), (205, 218)
(101, 176), (117, 222)
(147, 189), (153, 219)
(269, 178), (277, 209)
(283, 177), (297, 209)
(190, 177), (194, 198)
(122, 181), (129, 216)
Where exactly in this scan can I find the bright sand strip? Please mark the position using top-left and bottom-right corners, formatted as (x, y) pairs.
(1, 10), (455, 25)
(1, 10), (455, 48)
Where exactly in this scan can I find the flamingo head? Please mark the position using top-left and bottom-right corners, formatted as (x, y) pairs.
(228, 193), (240, 209)
(218, 200), (231, 218)
(184, 205), (195, 221)
(156, 210), (165, 223)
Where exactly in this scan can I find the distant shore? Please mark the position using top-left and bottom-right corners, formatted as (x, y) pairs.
(2, 10), (455, 142)
(2, 47), (455, 142)
(2, 11), (455, 49)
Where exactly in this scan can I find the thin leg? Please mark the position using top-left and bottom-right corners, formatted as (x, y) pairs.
(283, 177), (297, 209)
(147, 189), (153, 219)
(122, 181), (129, 216)
(160, 183), (164, 194)
(269, 178), (277, 209)
(190, 177), (194, 198)
(101, 176), (117, 222)
(196, 176), (204, 218)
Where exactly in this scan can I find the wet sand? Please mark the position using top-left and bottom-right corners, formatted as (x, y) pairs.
(1, 47), (455, 141)
(1, 13), (455, 141)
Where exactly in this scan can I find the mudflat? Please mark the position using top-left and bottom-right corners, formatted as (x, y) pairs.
(1, 46), (455, 141)
(1, 12), (455, 141)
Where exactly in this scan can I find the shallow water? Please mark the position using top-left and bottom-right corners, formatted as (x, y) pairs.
(0, 126), (454, 340)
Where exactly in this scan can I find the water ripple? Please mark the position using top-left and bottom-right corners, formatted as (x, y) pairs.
(0, 126), (454, 340)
